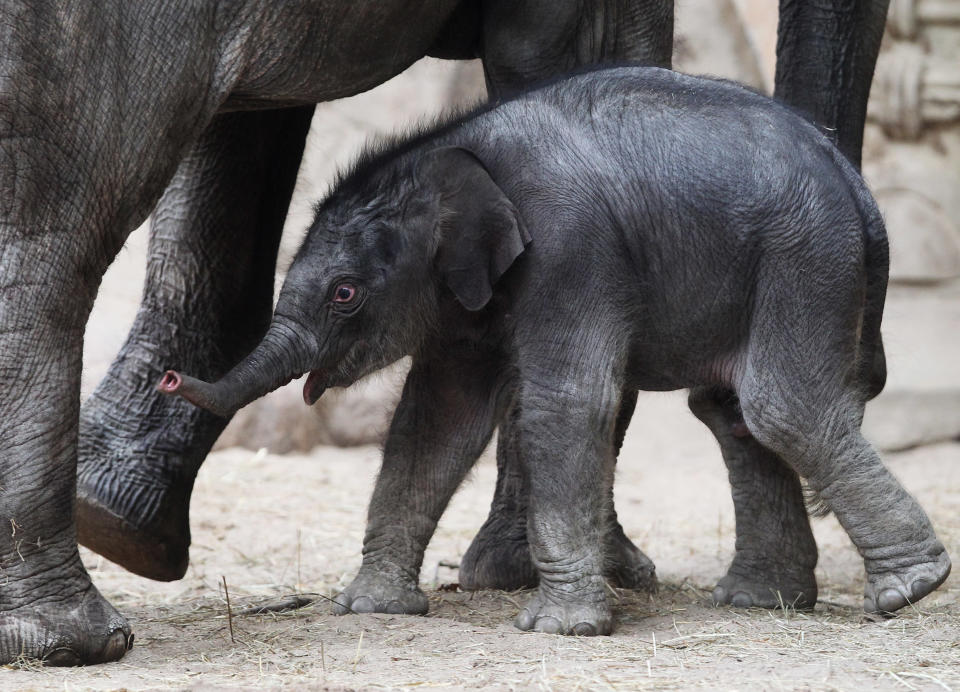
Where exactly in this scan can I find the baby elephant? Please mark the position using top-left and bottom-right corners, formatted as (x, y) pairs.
(160, 66), (950, 635)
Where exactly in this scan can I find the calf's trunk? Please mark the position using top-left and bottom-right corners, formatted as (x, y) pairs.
(157, 319), (315, 417)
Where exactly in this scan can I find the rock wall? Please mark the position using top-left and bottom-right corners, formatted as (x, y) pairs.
(667, 0), (960, 451)
(858, 0), (960, 449)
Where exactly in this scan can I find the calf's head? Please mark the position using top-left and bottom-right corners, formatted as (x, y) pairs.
(158, 146), (529, 416)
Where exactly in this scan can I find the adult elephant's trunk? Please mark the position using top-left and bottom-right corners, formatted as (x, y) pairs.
(156, 319), (316, 418)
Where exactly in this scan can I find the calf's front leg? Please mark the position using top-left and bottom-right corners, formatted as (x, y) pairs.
(333, 349), (509, 616)
(461, 389), (656, 592)
(461, 0), (671, 593)
(512, 355), (624, 636)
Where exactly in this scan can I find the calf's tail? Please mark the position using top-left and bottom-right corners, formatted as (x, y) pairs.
(826, 143), (889, 401)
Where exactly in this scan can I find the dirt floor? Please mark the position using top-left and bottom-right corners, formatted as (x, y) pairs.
(4, 391), (959, 691)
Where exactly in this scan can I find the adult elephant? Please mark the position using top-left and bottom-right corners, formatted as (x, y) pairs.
(0, 0), (672, 666)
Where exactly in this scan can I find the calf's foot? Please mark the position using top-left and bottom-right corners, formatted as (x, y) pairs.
(461, 515), (656, 592)
(864, 545), (951, 613)
(712, 556), (817, 609)
(515, 587), (612, 636)
(0, 583), (133, 666)
(332, 571), (428, 615)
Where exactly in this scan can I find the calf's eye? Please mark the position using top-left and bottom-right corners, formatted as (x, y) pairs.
(333, 283), (357, 303)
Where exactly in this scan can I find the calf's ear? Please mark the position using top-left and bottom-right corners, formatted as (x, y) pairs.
(420, 147), (530, 311)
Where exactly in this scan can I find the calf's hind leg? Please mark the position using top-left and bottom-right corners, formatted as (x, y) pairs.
(688, 387), (818, 609)
(333, 349), (509, 616)
(738, 365), (950, 613)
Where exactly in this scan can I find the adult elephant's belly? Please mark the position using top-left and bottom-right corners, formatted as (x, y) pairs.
(222, 0), (462, 111)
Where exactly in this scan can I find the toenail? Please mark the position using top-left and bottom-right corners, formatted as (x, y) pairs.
(385, 600), (406, 614)
(515, 609), (535, 630)
(44, 648), (82, 667)
(876, 588), (907, 613)
(331, 598), (351, 616)
(351, 596), (376, 613)
(731, 592), (754, 608)
(572, 622), (597, 636)
(103, 630), (128, 659)
(536, 616), (562, 634)
(711, 586), (727, 605)
(911, 579), (932, 599)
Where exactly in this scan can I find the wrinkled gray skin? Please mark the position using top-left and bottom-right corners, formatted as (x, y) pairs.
(166, 66), (951, 636)
(75, 2), (671, 588)
(74, 0), (891, 604)
(0, 0), (675, 666)
(0, 0), (891, 666)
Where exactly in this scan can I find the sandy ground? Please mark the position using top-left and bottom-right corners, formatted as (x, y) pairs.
(3, 392), (958, 691)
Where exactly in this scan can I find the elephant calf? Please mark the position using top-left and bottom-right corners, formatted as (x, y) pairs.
(161, 65), (950, 635)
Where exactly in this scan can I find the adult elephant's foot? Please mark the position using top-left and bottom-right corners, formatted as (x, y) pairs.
(514, 586), (613, 636)
(460, 514), (656, 592)
(863, 544), (951, 614)
(332, 571), (428, 615)
(75, 468), (192, 582)
(76, 371), (228, 581)
(0, 559), (133, 666)
(712, 553), (818, 610)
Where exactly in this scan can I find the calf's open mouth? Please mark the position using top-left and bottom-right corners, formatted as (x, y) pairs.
(303, 370), (328, 406)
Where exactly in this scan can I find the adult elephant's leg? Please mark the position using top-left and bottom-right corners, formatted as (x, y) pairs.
(77, 106), (315, 581)
(0, 3), (227, 663)
(480, 0), (674, 96)
(461, 388), (657, 592)
(0, 246), (133, 665)
(461, 0), (672, 592)
(688, 387), (818, 609)
(775, 0), (890, 167)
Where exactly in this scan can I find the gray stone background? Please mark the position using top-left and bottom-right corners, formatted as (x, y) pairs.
(84, 0), (959, 454)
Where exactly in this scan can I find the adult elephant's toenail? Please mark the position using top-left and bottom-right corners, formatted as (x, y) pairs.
(572, 622), (597, 636)
(711, 586), (727, 605)
(44, 647), (82, 667)
(102, 630), (129, 660)
(385, 600), (406, 614)
(730, 592), (754, 608)
(535, 616), (562, 634)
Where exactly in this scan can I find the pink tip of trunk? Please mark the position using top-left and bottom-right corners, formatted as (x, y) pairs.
(157, 370), (183, 394)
